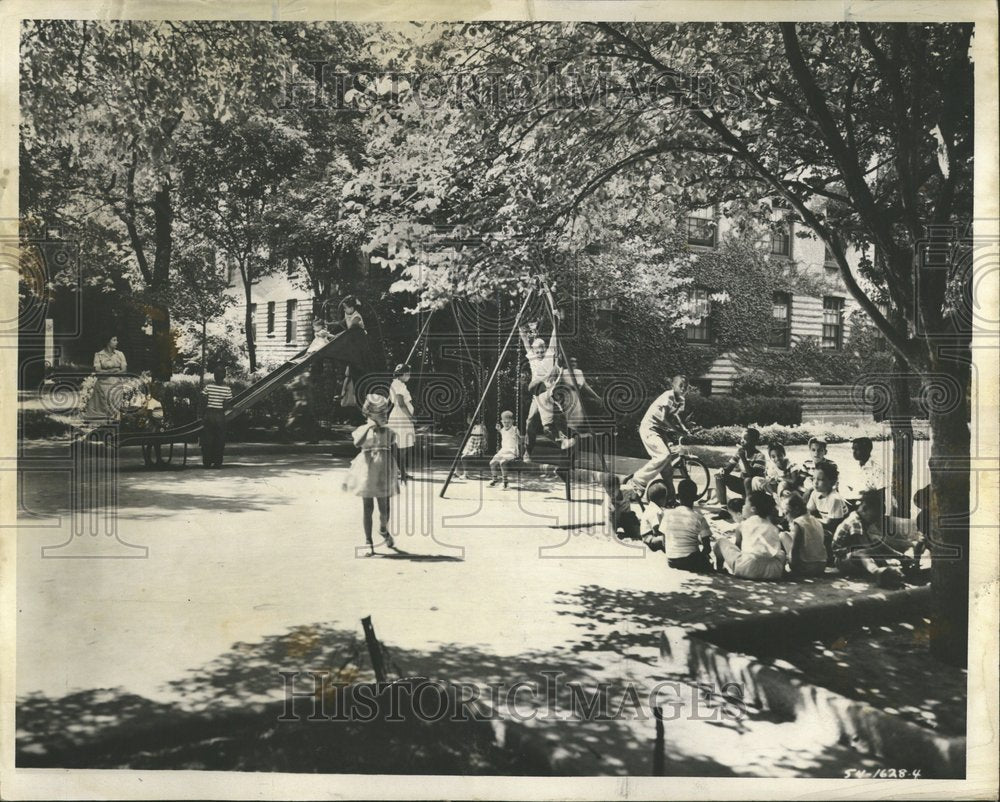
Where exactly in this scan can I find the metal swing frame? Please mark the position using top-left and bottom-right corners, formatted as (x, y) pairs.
(400, 285), (603, 502)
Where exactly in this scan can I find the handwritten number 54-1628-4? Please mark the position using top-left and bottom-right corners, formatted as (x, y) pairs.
(844, 769), (923, 779)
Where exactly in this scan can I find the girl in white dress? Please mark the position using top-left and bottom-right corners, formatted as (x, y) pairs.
(388, 363), (416, 480)
(344, 394), (400, 555)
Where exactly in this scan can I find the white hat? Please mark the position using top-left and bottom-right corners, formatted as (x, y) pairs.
(362, 393), (389, 417)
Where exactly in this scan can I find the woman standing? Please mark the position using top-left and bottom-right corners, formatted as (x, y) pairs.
(388, 363), (416, 480)
(83, 335), (128, 422)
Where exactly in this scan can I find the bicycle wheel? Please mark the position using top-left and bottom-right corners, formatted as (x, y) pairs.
(671, 456), (712, 501)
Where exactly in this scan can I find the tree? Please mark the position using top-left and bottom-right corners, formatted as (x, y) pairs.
(20, 19), (373, 377)
(178, 115), (309, 372)
(449, 21), (973, 665)
(170, 243), (236, 384)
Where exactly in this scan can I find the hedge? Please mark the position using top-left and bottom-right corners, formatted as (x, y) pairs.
(683, 421), (927, 447)
(685, 395), (802, 428)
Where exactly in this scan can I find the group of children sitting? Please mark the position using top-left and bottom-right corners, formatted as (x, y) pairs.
(606, 427), (927, 590)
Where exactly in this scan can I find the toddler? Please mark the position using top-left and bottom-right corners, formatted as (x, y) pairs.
(489, 410), (522, 489)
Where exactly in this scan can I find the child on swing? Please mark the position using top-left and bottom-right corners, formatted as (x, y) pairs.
(458, 414), (486, 480)
(489, 410), (522, 489)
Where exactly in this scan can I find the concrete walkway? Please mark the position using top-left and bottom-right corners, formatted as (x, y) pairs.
(16, 445), (919, 776)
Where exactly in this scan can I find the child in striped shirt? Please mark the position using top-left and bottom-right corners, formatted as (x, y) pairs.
(201, 367), (233, 468)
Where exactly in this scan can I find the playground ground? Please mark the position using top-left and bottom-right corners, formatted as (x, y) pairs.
(14, 438), (944, 776)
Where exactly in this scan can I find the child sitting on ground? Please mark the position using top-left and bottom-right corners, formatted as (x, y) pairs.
(639, 481), (671, 552)
(796, 436), (831, 502)
(714, 427), (766, 511)
(652, 479), (714, 573)
(604, 474), (641, 541)
(489, 410), (522, 489)
(832, 490), (907, 589)
(758, 442), (795, 495)
(842, 436), (887, 508)
(713, 491), (787, 581)
(806, 460), (849, 563)
(781, 492), (827, 577)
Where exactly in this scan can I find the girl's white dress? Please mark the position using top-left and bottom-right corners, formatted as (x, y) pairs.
(388, 378), (417, 449)
(345, 424), (400, 498)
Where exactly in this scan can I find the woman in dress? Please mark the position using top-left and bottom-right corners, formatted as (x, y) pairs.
(388, 362), (416, 480)
(83, 335), (128, 422)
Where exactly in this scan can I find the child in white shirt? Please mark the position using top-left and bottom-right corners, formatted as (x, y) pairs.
(489, 410), (522, 489)
(782, 492), (827, 577)
(713, 491), (787, 581)
(806, 460), (849, 563)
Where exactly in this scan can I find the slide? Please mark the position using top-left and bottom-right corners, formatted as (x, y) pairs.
(116, 327), (373, 449)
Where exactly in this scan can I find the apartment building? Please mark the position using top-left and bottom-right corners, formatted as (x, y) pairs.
(682, 205), (864, 395)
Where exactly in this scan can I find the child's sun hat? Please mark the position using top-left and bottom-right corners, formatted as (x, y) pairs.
(362, 393), (390, 418)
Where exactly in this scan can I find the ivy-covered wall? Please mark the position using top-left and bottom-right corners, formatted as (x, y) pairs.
(562, 223), (888, 402)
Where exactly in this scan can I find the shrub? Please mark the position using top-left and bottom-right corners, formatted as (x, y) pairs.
(684, 421), (927, 447)
(19, 409), (72, 440)
(730, 372), (788, 398)
(685, 395), (802, 428)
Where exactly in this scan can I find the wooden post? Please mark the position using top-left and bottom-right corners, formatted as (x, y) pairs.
(361, 615), (387, 684)
(439, 289), (535, 498)
(653, 706), (665, 776)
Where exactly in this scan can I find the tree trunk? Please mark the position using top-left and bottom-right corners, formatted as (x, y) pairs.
(888, 367), (914, 517)
(145, 304), (173, 381)
(199, 319), (207, 387)
(926, 363), (971, 668)
(148, 183), (173, 381)
(243, 275), (257, 373)
(245, 301), (257, 373)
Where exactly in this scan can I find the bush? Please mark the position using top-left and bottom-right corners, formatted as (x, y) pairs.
(684, 420), (927, 447)
(730, 372), (788, 398)
(177, 335), (245, 375)
(685, 395), (802, 428)
(19, 409), (72, 440)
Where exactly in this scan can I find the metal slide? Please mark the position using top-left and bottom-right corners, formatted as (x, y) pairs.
(114, 327), (372, 449)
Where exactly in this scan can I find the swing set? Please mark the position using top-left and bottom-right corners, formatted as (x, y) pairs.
(400, 283), (606, 500)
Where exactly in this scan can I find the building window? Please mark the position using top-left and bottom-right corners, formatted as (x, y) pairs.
(822, 297), (844, 350)
(286, 299), (298, 343)
(685, 286), (713, 343)
(225, 257), (236, 286)
(596, 297), (618, 332)
(249, 303), (257, 338)
(686, 207), (717, 248)
(266, 301), (276, 336)
(769, 292), (791, 348)
(770, 221), (792, 257)
(823, 243), (838, 269)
